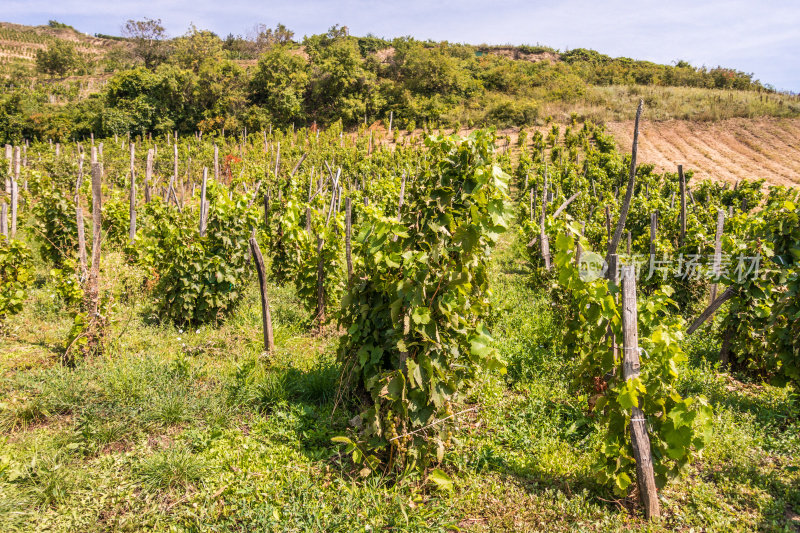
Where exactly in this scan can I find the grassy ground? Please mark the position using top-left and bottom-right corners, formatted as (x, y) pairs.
(1, 227), (799, 532)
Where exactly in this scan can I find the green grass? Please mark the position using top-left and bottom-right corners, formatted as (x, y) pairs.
(0, 231), (798, 532)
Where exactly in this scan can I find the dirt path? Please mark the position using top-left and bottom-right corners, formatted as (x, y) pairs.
(606, 117), (800, 187)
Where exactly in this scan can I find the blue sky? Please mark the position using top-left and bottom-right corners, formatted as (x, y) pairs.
(5, 0), (799, 91)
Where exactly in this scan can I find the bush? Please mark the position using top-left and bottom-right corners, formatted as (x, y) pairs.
(36, 41), (85, 77)
(142, 184), (257, 325)
(0, 238), (33, 326)
(484, 98), (539, 127)
(336, 131), (511, 472)
(32, 188), (81, 267)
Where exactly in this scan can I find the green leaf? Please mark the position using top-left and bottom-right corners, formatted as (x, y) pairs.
(427, 468), (454, 491)
(411, 306), (431, 325)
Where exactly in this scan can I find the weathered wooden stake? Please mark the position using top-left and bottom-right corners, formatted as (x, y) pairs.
(4, 145), (10, 193)
(529, 188), (535, 222)
(687, 286), (734, 335)
(145, 149), (153, 203)
(0, 202), (7, 238)
(199, 167), (209, 236)
(213, 144), (219, 181)
(264, 188), (271, 232)
(553, 191), (580, 219)
(129, 143), (136, 243)
(607, 99), (643, 261)
(85, 162), (103, 318)
(709, 209), (725, 306)
(649, 212), (658, 257)
(575, 221), (585, 266)
(249, 236), (275, 353)
(679, 165), (687, 246)
(620, 263), (661, 520)
(75, 154), (87, 280)
(10, 147), (18, 239)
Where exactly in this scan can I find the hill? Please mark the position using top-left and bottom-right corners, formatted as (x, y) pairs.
(0, 20), (798, 146)
(0, 21), (126, 75)
(607, 117), (800, 187)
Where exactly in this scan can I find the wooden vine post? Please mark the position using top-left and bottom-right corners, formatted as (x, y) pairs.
(3, 144), (10, 192)
(129, 143), (136, 243)
(10, 146), (19, 239)
(607, 99), (643, 262)
(69, 161), (106, 361)
(213, 144), (219, 181)
(144, 149), (153, 203)
(529, 188), (535, 222)
(620, 262), (661, 520)
(649, 212), (658, 257)
(199, 167), (209, 236)
(169, 143), (179, 205)
(76, 154), (88, 280)
(86, 162), (103, 317)
(248, 236), (275, 353)
(709, 209), (725, 306)
(0, 201), (7, 238)
(678, 165), (687, 246)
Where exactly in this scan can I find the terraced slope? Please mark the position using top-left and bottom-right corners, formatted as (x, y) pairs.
(0, 22), (124, 73)
(607, 117), (800, 186)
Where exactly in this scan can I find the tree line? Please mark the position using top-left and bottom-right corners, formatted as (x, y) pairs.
(0, 20), (773, 143)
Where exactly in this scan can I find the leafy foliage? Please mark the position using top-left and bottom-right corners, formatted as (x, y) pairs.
(32, 187), (81, 267)
(0, 238), (33, 325)
(551, 222), (712, 494)
(142, 185), (257, 325)
(335, 131), (511, 471)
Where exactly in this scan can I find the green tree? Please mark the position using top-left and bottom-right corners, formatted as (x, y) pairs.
(249, 46), (309, 126)
(122, 18), (169, 69)
(395, 42), (480, 97)
(170, 25), (224, 73)
(36, 40), (84, 76)
(305, 28), (377, 124)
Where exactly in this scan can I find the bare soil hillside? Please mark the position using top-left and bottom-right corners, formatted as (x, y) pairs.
(606, 117), (800, 187)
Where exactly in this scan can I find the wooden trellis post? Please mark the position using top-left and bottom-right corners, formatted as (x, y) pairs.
(75, 154), (87, 280)
(10, 147), (19, 239)
(145, 149), (153, 203)
(649, 212), (658, 257)
(620, 263), (661, 520)
(709, 209), (725, 306)
(607, 99), (642, 262)
(213, 144), (219, 181)
(199, 167), (209, 236)
(679, 165), (687, 246)
(129, 143), (136, 243)
(249, 236), (275, 353)
(85, 162), (103, 321)
(0, 202), (7, 238)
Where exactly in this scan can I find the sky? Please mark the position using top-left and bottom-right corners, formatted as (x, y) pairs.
(4, 0), (799, 92)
